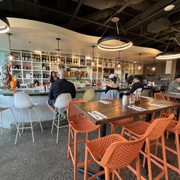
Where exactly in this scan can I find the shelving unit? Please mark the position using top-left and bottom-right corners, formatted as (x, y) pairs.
(10, 50), (144, 86)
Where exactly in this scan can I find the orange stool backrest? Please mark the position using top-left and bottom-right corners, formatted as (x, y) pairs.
(98, 136), (146, 169)
(145, 113), (174, 141)
(68, 99), (87, 123)
(154, 93), (165, 100)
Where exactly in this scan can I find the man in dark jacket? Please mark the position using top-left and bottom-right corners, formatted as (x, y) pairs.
(129, 76), (144, 94)
(48, 69), (76, 110)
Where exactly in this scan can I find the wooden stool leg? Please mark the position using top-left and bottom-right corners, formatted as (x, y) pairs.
(74, 132), (77, 180)
(136, 154), (141, 180)
(84, 146), (88, 180)
(161, 134), (168, 180)
(104, 167), (110, 180)
(146, 139), (153, 180)
(175, 131), (180, 174)
(67, 126), (71, 159)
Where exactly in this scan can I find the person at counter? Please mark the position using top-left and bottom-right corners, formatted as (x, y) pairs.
(129, 76), (144, 94)
(168, 75), (180, 93)
(50, 71), (59, 84)
(48, 69), (76, 110)
(105, 74), (119, 93)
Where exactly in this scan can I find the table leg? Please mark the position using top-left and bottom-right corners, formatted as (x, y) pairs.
(177, 107), (180, 120)
(98, 124), (107, 180)
(146, 113), (152, 122)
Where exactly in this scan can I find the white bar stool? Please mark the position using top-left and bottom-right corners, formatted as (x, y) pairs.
(0, 105), (16, 135)
(13, 92), (43, 144)
(51, 93), (72, 143)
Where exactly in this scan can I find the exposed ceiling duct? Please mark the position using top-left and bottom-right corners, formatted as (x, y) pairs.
(71, 0), (144, 10)
(147, 18), (171, 33)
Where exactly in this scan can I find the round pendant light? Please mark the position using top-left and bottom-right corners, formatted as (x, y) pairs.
(0, 16), (10, 33)
(97, 17), (132, 51)
(156, 37), (180, 60)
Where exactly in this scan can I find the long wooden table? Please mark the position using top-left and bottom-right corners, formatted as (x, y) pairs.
(163, 92), (180, 100)
(75, 97), (180, 126)
(75, 97), (180, 179)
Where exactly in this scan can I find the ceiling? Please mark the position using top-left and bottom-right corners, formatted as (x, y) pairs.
(1, 0), (180, 63)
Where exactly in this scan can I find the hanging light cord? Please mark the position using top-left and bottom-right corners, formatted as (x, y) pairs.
(8, 33), (12, 53)
(92, 46), (95, 61)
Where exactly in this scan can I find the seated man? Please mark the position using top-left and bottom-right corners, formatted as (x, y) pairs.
(129, 76), (144, 94)
(48, 69), (76, 111)
(105, 74), (119, 94)
(168, 75), (180, 93)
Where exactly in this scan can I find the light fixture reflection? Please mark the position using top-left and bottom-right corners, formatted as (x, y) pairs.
(156, 38), (180, 60)
(156, 53), (180, 60)
(151, 67), (156, 71)
(138, 66), (142, 70)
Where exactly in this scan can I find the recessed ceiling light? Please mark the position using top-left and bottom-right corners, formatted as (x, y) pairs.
(164, 4), (175, 11)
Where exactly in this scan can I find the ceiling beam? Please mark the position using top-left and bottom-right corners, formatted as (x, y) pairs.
(104, 0), (134, 25)
(66, 0), (84, 26)
(10, 0), (166, 45)
(124, 0), (177, 31)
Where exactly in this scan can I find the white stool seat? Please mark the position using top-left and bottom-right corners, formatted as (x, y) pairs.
(14, 92), (43, 144)
(51, 93), (72, 143)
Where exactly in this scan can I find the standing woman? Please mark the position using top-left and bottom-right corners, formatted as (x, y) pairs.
(47, 71), (59, 111)
(50, 71), (59, 84)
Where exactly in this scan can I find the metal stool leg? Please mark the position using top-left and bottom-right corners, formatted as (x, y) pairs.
(21, 110), (24, 133)
(29, 109), (34, 143)
(15, 122), (20, 145)
(0, 112), (2, 135)
(51, 110), (56, 134)
(34, 108), (43, 131)
(56, 109), (60, 143)
(9, 108), (20, 136)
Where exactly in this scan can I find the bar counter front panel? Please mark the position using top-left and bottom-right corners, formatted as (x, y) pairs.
(0, 87), (151, 129)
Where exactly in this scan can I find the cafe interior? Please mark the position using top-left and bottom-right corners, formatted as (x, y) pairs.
(0, 0), (180, 180)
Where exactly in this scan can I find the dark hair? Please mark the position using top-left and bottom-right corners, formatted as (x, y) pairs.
(175, 75), (180, 79)
(50, 71), (55, 83)
(110, 77), (117, 83)
(133, 75), (141, 81)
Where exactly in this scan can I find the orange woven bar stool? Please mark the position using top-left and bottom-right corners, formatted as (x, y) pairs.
(84, 134), (146, 180)
(110, 117), (133, 134)
(121, 114), (174, 180)
(67, 100), (100, 180)
(154, 92), (166, 100)
(158, 116), (180, 174)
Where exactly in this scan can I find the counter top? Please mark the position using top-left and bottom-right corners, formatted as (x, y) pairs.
(0, 86), (131, 96)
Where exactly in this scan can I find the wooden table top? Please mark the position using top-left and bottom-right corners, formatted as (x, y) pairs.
(75, 97), (180, 125)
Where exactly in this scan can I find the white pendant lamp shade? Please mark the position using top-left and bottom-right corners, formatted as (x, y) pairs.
(0, 17), (10, 33)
